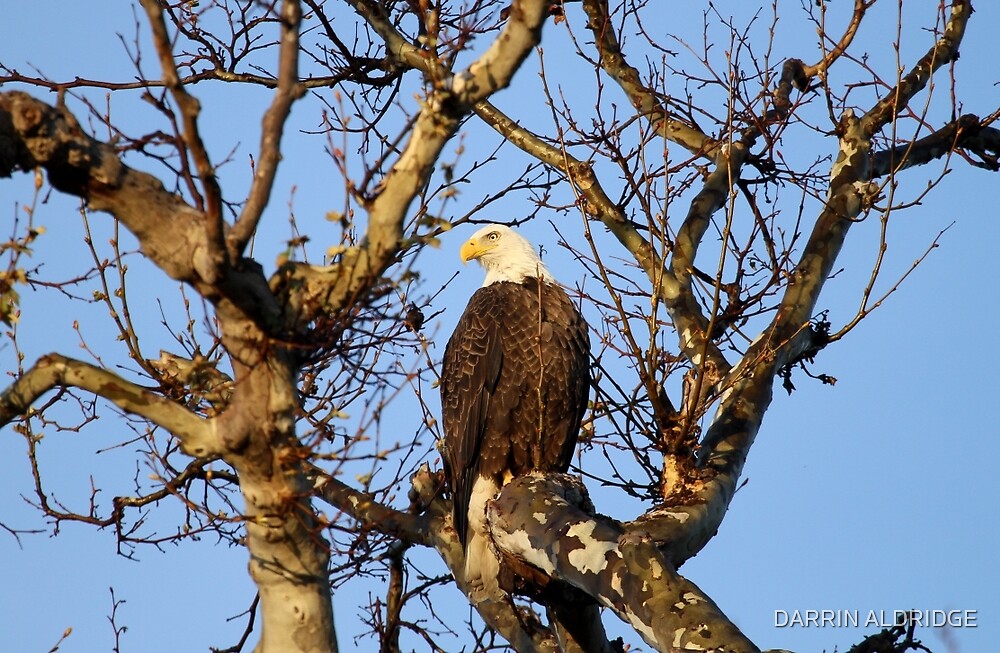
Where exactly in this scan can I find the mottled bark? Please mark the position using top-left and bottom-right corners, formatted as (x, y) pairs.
(0, 0), (994, 651)
(0, 1), (556, 651)
(482, 2), (982, 652)
(490, 474), (759, 652)
(581, 0), (976, 571)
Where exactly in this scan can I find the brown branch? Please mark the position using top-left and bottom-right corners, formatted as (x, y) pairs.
(309, 0), (552, 318)
(830, 224), (952, 343)
(0, 67), (388, 93)
(344, 0), (435, 72)
(471, 100), (724, 373)
(229, 0), (305, 259)
(573, 8), (809, 386)
(801, 0), (873, 79)
(661, 56), (811, 424)
(669, 150), (746, 377)
(0, 353), (218, 457)
(619, 0), (991, 599)
(381, 542), (406, 653)
(313, 462), (568, 650)
(472, 101), (657, 267)
(213, 595), (261, 653)
(140, 0), (227, 279)
(872, 113), (993, 176)
(958, 123), (1000, 170)
(714, 111), (871, 442)
(633, 106), (878, 570)
(581, 0), (714, 158)
(0, 91), (281, 329)
(637, 111), (880, 567)
(398, 465), (562, 652)
(308, 463), (427, 544)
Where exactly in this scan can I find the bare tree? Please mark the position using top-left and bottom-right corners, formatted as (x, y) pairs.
(1, 1), (997, 652)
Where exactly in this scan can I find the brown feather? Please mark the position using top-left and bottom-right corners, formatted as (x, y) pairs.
(441, 278), (590, 547)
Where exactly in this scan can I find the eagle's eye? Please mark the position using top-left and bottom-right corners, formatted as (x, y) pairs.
(486, 231), (500, 241)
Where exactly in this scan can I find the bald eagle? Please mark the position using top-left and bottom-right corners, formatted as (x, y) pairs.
(440, 224), (591, 600)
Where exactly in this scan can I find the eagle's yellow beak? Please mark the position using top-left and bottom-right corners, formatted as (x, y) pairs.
(460, 238), (492, 264)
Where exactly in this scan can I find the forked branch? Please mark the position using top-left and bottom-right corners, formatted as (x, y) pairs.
(490, 474), (759, 653)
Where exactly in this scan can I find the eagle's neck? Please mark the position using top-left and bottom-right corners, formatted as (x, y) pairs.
(482, 259), (554, 287)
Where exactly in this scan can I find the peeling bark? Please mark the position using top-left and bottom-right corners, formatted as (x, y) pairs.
(0, 1), (992, 651)
(490, 474), (759, 653)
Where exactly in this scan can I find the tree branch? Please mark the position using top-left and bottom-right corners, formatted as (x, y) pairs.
(685, 0), (976, 488)
(343, 0), (433, 72)
(400, 466), (562, 653)
(872, 114), (998, 176)
(634, 106), (881, 567)
(645, 109), (877, 567)
(801, 0), (873, 79)
(0, 353), (218, 457)
(307, 463), (428, 544)
(229, 0), (305, 258)
(140, 0), (227, 277)
(472, 100), (663, 282)
(580, 0), (715, 158)
(861, 0), (971, 138)
(287, 0), (552, 322)
(0, 91), (284, 335)
(490, 474), (759, 653)
(668, 146), (746, 380)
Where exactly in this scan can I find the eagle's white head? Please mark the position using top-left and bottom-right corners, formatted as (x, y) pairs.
(459, 224), (554, 287)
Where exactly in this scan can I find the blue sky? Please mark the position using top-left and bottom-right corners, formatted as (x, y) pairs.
(1, 2), (997, 652)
